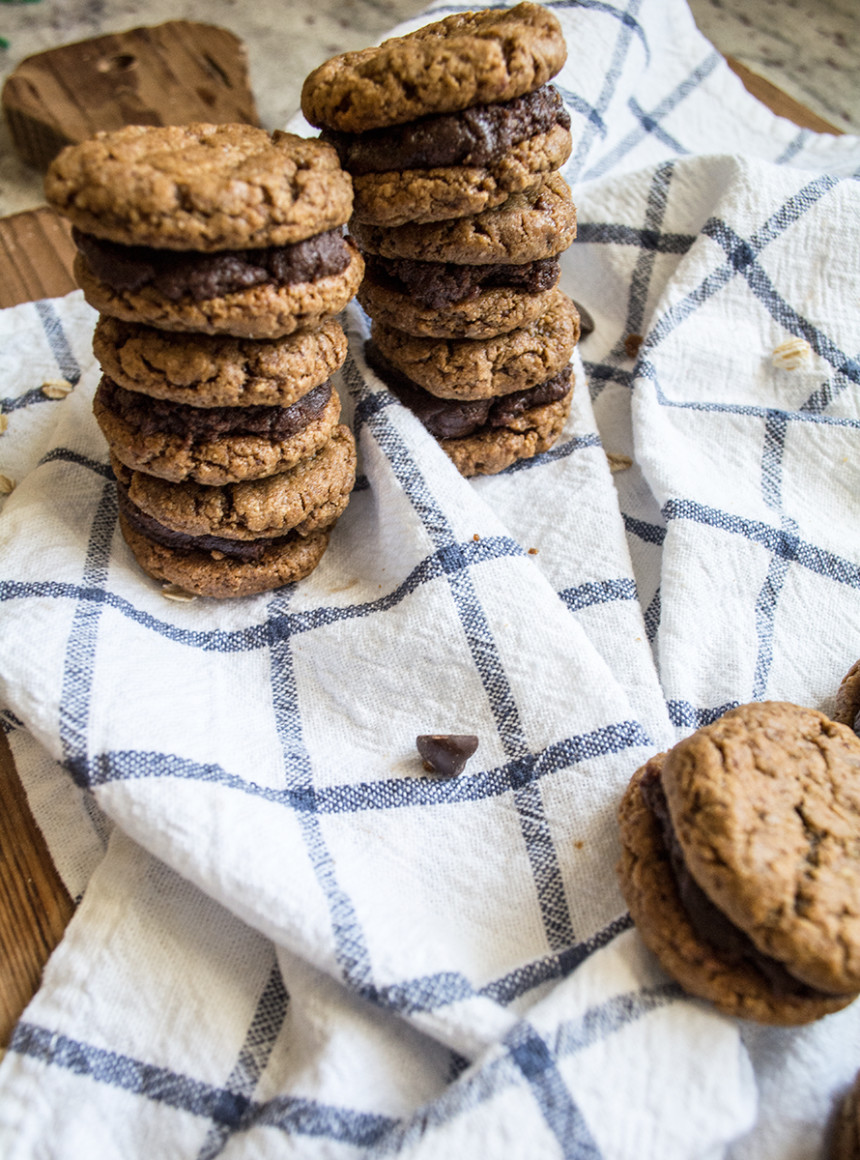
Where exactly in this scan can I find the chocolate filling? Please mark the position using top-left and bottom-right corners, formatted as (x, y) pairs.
(321, 85), (570, 175)
(640, 763), (837, 998)
(117, 482), (294, 562)
(365, 340), (571, 440)
(362, 252), (560, 309)
(74, 227), (350, 301)
(98, 377), (331, 442)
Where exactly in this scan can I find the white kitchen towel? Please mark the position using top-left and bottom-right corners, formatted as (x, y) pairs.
(0, 0), (859, 1156)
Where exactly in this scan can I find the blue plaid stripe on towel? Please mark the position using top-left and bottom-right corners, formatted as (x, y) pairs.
(1, 0), (859, 1156)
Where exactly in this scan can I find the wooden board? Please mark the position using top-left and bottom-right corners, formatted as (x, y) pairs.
(0, 63), (843, 1050)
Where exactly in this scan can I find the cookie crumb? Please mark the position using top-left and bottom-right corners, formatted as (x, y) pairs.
(416, 734), (478, 778)
(41, 378), (74, 399)
(473, 533), (480, 541)
(161, 583), (197, 603)
(527, 547), (539, 555)
(0, 414), (8, 435)
(0, 473), (16, 495)
(606, 452), (633, 472)
(772, 337), (811, 369)
(624, 333), (643, 358)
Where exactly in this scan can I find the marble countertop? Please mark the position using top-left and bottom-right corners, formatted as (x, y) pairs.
(0, 0), (856, 219)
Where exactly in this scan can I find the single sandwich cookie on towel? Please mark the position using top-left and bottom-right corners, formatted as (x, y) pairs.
(112, 426), (356, 598)
(617, 701), (860, 1025)
(45, 123), (363, 337)
(301, 3), (571, 226)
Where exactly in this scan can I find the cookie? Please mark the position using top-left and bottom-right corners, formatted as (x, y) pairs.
(358, 273), (558, 339)
(118, 513), (333, 600)
(94, 376), (343, 485)
(301, 4), (569, 227)
(45, 123), (352, 249)
(113, 424), (356, 541)
(438, 389), (571, 476)
(72, 236), (363, 339)
(349, 173), (577, 264)
(369, 290), (580, 400)
(617, 701), (860, 1025)
(46, 124), (362, 338)
(367, 338), (573, 476)
(346, 122), (571, 228)
(92, 315), (348, 409)
(834, 660), (860, 732)
(300, 3), (567, 133)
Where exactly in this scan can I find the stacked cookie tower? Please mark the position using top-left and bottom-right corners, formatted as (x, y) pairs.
(44, 123), (364, 598)
(301, 2), (581, 476)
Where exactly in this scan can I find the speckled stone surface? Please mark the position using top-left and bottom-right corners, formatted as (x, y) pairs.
(687, 0), (859, 136)
(0, 0), (857, 218)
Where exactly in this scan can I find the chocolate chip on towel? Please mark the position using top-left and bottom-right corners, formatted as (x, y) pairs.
(417, 735), (478, 777)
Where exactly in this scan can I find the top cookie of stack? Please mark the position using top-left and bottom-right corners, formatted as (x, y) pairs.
(45, 123), (362, 598)
(301, 2), (581, 476)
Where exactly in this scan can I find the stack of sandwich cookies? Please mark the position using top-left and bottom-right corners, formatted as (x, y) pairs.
(301, 3), (581, 477)
(45, 123), (361, 598)
(617, 701), (860, 1025)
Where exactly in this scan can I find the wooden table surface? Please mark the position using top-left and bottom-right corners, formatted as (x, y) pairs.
(0, 65), (842, 1049)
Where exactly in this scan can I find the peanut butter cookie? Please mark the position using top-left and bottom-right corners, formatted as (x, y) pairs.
(617, 702), (860, 1024)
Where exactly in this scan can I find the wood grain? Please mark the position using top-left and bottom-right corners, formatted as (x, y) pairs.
(0, 60), (843, 1051)
(0, 207), (76, 309)
(0, 731), (74, 1042)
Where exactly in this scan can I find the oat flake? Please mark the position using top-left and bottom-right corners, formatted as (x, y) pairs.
(607, 452), (633, 473)
(772, 338), (812, 369)
(41, 378), (74, 399)
(161, 583), (197, 603)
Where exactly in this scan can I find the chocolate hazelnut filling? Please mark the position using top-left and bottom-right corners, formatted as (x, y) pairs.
(97, 377), (331, 442)
(73, 227), (351, 301)
(365, 340), (571, 440)
(362, 252), (560, 309)
(640, 762), (839, 998)
(117, 482), (295, 562)
(321, 84), (570, 174)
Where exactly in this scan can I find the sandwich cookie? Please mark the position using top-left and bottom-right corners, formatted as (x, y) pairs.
(301, 2), (570, 227)
(368, 289), (580, 400)
(112, 425), (356, 598)
(91, 315), (349, 485)
(365, 338), (573, 478)
(617, 701), (860, 1025)
(45, 123), (363, 337)
(350, 173), (576, 337)
(92, 315), (349, 409)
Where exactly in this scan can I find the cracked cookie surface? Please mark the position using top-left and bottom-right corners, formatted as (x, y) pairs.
(113, 424), (356, 541)
(300, 2), (567, 133)
(95, 378), (342, 485)
(369, 290), (579, 399)
(617, 752), (855, 1025)
(92, 316), (348, 408)
(45, 124), (353, 250)
(349, 172), (576, 263)
(661, 701), (860, 996)
(349, 125), (571, 227)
